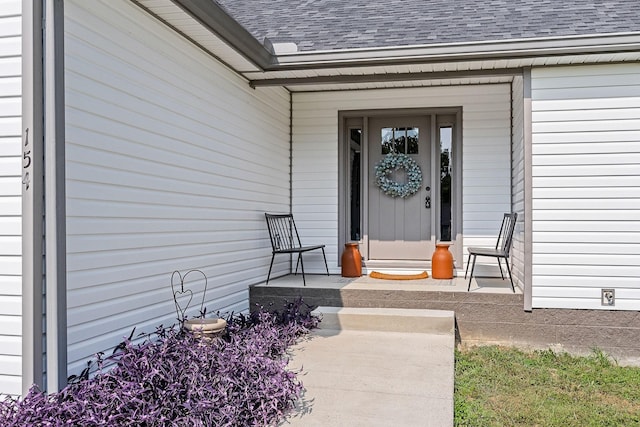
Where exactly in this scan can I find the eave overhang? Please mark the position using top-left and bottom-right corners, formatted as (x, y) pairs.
(151, 1), (640, 91)
(273, 32), (640, 69)
(170, 0), (275, 70)
(167, 1), (640, 72)
(249, 68), (523, 88)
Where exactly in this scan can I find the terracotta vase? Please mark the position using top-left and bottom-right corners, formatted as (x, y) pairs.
(341, 242), (362, 277)
(431, 243), (453, 279)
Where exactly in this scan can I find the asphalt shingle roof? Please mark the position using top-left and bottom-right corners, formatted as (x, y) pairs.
(215, 0), (640, 52)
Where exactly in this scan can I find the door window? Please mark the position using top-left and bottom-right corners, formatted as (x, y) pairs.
(381, 127), (419, 154)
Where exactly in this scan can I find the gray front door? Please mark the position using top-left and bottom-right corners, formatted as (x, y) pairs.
(368, 116), (433, 260)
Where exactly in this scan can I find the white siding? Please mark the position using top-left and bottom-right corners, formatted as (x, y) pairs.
(511, 76), (525, 289)
(292, 84), (512, 272)
(64, 0), (290, 374)
(0, 0), (22, 397)
(531, 63), (640, 310)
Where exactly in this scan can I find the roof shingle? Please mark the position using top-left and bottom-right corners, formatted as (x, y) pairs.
(215, 0), (640, 52)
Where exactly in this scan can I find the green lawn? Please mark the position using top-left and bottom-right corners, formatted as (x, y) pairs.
(454, 346), (640, 427)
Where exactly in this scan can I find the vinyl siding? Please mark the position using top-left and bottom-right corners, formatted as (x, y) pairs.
(511, 76), (525, 289)
(64, 0), (290, 374)
(531, 63), (640, 310)
(292, 84), (512, 273)
(0, 0), (22, 397)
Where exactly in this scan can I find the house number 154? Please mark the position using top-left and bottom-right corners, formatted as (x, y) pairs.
(22, 128), (31, 191)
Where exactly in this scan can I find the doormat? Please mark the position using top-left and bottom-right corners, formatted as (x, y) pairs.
(369, 271), (429, 280)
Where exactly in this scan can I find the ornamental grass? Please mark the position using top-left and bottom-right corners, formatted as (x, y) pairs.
(0, 299), (319, 426)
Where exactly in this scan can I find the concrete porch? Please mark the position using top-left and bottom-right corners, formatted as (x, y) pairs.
(250, 274), (640, 365)
(253, 273), (520, 295)
(250, 273), (523, 346)
(250, 273), (521, 313)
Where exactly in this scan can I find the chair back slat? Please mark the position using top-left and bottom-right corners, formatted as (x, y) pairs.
(265, 213), (302, 252)
(496, 212), (518, 256)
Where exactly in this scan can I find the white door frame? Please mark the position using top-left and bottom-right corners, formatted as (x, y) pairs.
(338, 107), (463, 269)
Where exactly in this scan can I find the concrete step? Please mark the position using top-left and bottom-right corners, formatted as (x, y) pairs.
(312, 306), (455, 335)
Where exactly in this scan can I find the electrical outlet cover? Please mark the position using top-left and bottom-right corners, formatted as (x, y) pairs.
(601, 288), (615, 306)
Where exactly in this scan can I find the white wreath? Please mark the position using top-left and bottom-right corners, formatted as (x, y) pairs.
(374, 153), (423, 198)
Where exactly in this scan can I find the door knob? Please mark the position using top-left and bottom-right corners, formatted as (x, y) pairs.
(425, 196), (431, 209)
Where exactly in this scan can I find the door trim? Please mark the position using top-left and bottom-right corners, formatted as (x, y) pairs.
(339, 107), (462, 268)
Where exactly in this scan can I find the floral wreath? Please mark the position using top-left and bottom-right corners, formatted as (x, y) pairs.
(374, 153), (423, 198)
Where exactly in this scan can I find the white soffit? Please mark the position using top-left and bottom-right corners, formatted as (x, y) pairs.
(245, 51), (640, 82)
(286, 76), (516, 93)
(244, 51), (640, 92)
(133, 0), (261, 73)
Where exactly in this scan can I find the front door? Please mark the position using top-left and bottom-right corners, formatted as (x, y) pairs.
(368, 116), (433, 260)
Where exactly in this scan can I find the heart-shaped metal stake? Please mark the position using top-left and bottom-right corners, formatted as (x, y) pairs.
(173, 288), (193, 321)
(171, 269), (208, 324)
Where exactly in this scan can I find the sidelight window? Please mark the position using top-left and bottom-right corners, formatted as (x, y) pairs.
(440, 126), (452, 241)
(349, 127), (362, 241)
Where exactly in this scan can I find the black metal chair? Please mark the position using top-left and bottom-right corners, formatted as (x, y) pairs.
(465, 213), (518, 292)
(265, 213), (329, 286)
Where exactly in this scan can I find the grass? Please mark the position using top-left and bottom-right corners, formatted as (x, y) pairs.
(454, 346), (640, 427)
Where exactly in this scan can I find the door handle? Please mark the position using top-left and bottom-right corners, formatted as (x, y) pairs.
(425, 186), (431, 209)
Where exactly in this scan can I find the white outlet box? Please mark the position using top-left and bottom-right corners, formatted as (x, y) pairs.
(601, 289), (615, 306)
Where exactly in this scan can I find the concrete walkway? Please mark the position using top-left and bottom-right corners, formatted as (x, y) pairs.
(280, 307), (455, 427)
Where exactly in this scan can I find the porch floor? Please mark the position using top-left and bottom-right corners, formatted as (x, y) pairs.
(250, 273), (525, 351)
(255, 273), (521, 294)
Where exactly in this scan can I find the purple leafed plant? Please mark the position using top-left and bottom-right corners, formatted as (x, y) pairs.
(0, 298), (319, 426)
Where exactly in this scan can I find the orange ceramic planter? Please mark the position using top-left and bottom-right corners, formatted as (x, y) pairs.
(341, 242), (362, 277)
(431, 243), (453, 279)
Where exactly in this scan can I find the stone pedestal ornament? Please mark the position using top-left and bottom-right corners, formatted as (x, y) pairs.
(171, 269), (226, 340)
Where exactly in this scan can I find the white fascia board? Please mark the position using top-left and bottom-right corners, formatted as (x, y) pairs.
(273, 32), (640, 68)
